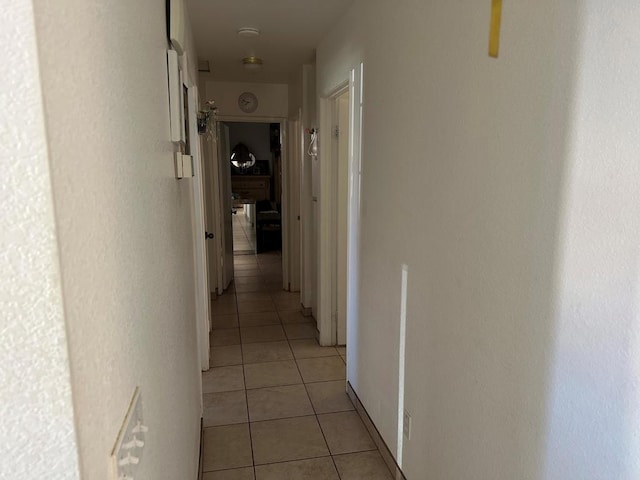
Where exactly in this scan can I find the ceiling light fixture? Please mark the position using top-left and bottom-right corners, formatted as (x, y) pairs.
(237, 27), (260, 37)
(242, 56), (263, 72)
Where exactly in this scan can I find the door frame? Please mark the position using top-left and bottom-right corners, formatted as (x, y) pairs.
(286, 113), (302, 293)
(216, 115), (291, 290)
(215, 122), (234, 290)
(317, 66), (363, 347)
(210, 124), (225, 294)
(202, 127), (220, 297)
(333, 90), (350, 346)
(183, 77), (210, 372)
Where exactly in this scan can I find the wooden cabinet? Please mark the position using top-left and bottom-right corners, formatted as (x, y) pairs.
(231, 175), (270, 201)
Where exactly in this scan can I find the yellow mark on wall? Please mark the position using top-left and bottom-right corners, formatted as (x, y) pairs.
(489, 0), (503, 58)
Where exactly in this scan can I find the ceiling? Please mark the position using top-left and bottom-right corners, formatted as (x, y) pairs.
(186, 0), (354, 84)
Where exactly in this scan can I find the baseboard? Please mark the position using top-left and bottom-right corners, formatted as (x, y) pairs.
(300, 304), (313, 317)
(347, 382), (408, 480)
(198, 417), (204, 480)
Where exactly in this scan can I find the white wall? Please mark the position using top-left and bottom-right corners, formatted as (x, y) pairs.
(316, 0), (640, 478)
(543, 2), (640, 479)
(300, 64), (318, 312)
(31, 0), (202, 479)
(206, 80), (288, 118)
(288, 67), (304, 119)
(0, 1), (80, 478)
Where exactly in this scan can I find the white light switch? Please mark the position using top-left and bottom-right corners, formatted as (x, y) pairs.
(112, 388), (147, 480)
(182, 154), (193, 177)
(175, 153), (194, 179)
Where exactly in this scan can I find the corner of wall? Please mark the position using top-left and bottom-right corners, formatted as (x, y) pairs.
(1, 1), (80, 478)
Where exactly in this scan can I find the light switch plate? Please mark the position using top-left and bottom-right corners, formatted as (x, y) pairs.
(111, 387), (147, 480)
(403, 410), (411, 440)
(175, 153), (194, 179)
(175, 152), (184, 178)
(182, 154), (193, 177)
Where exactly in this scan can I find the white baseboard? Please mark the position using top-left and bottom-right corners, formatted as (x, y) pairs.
(347, 382), (407, 480)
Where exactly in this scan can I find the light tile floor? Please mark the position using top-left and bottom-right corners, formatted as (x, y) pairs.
(202, 252), (392, 480)
(233, 206), (256, 254)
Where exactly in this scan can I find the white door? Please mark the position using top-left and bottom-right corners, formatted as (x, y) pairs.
(202, 132), (220, 297)
(217, 122), (234, 289)
(186, 85), (210, 370)
(335, 92), (350, 345)
(286, 117), (302, 292)
(318, 84), (354, 346)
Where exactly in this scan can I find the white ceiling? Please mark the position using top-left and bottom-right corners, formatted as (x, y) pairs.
(186, 0), (354, 84)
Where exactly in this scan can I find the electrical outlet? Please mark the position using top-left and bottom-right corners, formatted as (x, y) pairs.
(403, 410), (411, 440)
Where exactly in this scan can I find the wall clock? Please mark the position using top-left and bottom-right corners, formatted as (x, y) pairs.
(238, 92), (258, 113)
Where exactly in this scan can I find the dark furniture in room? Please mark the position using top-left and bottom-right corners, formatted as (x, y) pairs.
(255, 200), (281, 253)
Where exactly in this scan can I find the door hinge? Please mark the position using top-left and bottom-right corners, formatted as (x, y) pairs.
(334, 126), (340, 138)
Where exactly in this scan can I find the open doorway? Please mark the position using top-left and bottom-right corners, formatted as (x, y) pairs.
(317, 84), (352, 347)
(225, 121), (283, 256)
(333, 90), (350, 346)
(316, 65), (364, 353)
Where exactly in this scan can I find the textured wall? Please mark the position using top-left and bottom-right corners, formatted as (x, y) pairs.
(0, 1), (80, 478)
(318, 4), (576, 475)
(543, 2), (640, 479)
(206, 81), (289, 118)
(31, 0), (202, 479)
(316, 0), (639, 478)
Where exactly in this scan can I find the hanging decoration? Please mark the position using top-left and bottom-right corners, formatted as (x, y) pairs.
(197, 100), (218, 137)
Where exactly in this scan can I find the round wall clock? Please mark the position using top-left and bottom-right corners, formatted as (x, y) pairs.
(238, 92), (258, 113)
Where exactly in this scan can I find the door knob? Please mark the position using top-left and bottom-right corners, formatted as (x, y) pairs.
(205, 232), (214, 239)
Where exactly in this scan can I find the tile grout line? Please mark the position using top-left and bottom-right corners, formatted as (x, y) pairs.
(233, 276), (257, 477)
(210, 256), (371, 477)
(285, 317), (345, 479)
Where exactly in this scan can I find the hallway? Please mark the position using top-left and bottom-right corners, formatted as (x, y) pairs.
(201, 253), (393, 479)
(233, 206), (257, 255)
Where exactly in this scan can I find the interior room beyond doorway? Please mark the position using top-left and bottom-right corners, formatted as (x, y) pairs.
(233, 205), (256, 254)
(228, 121), (282, 256)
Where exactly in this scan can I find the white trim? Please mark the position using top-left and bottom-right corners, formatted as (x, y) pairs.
(317, 65), (364, 354)
(287, 114), (302, 293)
(300, 111), (315, 310)
(187, 85), (210, 373)
(217, 115), (287, 124)
(318, 81), (349, 346)
(318, 97), (332, 345)
(216, 123), (234, 289)
(211, 124), (225, 294)
(397, 264), (408, 467)
(281, 124), (290, 291)
(346, 63), (364, 377)
(167, 50), (181, 143)
(280, 121), (289, 289)
(335, 91), (350, 346)
(216, 116), (291, 290)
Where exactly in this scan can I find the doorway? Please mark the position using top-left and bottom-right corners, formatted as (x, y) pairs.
(317, 83), (351, 347)
(180, 72), (210, 372)
(333, 90), (350, 346)
(317, 65), (364, 351)
(225, 121), (283, 256)
(203, 116), (294, 297)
